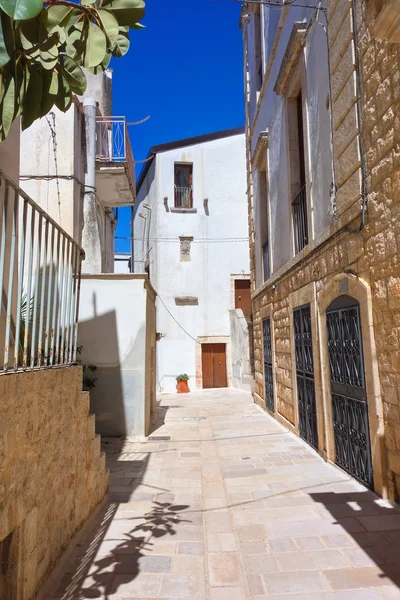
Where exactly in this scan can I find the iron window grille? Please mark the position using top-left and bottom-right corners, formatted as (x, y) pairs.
(293, 304), (318, 450)
(326, 297), (373, 487)
(263, 240), (270, 282)
(292, 184), (308, 254)
(262, 317), (275, 413)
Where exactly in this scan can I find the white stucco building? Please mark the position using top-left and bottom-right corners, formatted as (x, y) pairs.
(243, 2), (333, 288)
(19, 70), (135, 274)
(134, 128), (253, 393)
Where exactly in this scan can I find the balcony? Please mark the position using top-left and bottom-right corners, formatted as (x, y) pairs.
(0, 170), (83, 372)
(174, 185), (193, 209)
(95, 117), (135, 207)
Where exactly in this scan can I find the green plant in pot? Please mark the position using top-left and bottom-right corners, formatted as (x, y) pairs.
(176, 374), (189, 393)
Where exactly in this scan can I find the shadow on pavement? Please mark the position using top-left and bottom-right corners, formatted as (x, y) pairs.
(310, 490), (400, 588)
(50, 437), (190, 600)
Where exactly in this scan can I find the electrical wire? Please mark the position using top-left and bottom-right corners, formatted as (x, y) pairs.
(211, 0), (323, 10)
(45, 112), (62, 223)
(157, 294), (200, 344)
(115, 236), (249, 243)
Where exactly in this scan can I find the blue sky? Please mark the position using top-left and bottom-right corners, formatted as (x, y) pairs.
(112, 0), (244, 252)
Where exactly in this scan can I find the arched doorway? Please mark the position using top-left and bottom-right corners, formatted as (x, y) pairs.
(326, 295), (373, 487)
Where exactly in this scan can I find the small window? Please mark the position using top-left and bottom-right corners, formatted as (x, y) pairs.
(174, 163), (193, 208)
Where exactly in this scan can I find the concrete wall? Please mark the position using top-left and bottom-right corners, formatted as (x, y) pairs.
(0, 367), (108, 600)
(0, 119), (20, 182)
(19, 104), (84, 243)
(230, 309), (254, 393)
(78, 274), (156, 437)
(134, 134), (250, 393)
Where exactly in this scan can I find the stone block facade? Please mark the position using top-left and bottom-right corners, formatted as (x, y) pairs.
(0, 366), (109, 600)
(246, 0), (400, 502)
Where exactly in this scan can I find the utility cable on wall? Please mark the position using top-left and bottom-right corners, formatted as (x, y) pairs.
(116, 236), (249, 243)
(211, 0), (323, 10)
(45, 112), (62, 223)
(157, 294), (200, 344)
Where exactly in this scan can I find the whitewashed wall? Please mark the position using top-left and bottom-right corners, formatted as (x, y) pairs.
(134, 133), (250, 393)
(78, 274), (156, 437)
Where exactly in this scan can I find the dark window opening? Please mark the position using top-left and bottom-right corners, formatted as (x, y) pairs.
(258, 167), (270, 281)
(288, 90), (308, 254)
(254, 9), (263, 92)
(174, 163), (193, 208)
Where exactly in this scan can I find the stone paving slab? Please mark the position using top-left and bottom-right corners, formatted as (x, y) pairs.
(46, 389), (400, 599)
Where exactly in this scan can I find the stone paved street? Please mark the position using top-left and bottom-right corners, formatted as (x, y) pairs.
(48, 389), (400, 599)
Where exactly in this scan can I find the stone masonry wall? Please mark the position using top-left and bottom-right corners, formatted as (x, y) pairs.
(0, 366), (109, 600)
(249, 0), (400, 501)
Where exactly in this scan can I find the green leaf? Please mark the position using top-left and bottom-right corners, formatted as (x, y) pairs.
(20, 18), (40, 64)
(59, 54), (87, 94)
(85, 49), (111, 74)
(55, 71), (72, 112)
(48, 24), (67, 45)
(0, 12), (13, 67)
(130, 22), (145, 29)
(39, 69), (57, 117)
(21, 67), (41, 130)
(112, 29), (129, 58)
(1, 71), (15, 138)
(44, 4), (69, 27)
(66, 21), (85, 61)
(0, 0), (43, 20)
(20, 17), (59, 69)
(101, 0), (145, 27)
(82, 21), (106, 68)
(38, 23), (59, 69)
(97, 8), (119, 46)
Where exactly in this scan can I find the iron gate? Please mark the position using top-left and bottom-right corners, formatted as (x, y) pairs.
(262, 318), (275, 413)
(326, 296), (373, 487)
(293, 305), (318, 449)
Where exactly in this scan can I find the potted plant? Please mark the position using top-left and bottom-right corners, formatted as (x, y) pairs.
(176, 374), (190, 393)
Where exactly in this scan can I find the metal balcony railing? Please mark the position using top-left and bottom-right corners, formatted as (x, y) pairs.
(96, 116), (128, 162)
(0, 171), (84, 373)
(292, 184), (308, 254)
(174, 185), (193, 209)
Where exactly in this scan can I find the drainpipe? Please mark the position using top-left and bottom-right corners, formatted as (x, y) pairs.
(82, 98), (102, 273)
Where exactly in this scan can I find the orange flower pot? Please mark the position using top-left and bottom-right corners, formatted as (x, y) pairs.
(177, 380), (189, 393)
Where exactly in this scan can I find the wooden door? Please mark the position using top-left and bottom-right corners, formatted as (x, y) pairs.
(202, 344), (214, 389)
(235, 280), (252, 322)
(202, 344), (227, 389)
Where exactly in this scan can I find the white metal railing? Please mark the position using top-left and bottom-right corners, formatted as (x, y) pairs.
(174, 185), (193, 209)
(0, 170), (84, 373)
(96, 117), (127, 162)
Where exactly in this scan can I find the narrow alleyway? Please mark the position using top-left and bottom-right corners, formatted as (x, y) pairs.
(48, 389), (400, 600)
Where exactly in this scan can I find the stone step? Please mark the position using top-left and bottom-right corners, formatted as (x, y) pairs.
(87, 414), (96, 441)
